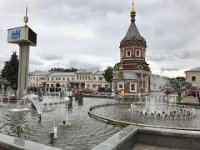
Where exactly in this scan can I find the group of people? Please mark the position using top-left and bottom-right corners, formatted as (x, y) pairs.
(185, 90), (200, 103)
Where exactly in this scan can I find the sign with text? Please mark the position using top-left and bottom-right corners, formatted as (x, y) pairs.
(7, 26), (37, 46)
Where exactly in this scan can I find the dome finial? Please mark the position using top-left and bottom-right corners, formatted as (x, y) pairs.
(130, 0), (136, 21)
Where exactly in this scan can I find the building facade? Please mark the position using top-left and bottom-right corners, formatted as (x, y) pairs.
(113, 2), (150, 94)
(28, 69), (108, 91)
(150, 75), (169, 92)
(185, 67), (200, 89)
(29, 71), (51, 88)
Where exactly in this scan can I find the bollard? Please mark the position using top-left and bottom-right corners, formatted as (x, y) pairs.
(17, 125), (21, 137)
(50, 132), (54, 144)
(38, 114), (42, 122)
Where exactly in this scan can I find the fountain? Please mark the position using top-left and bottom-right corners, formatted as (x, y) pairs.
(130, 96), (195, 120)
(88, 93), (200, 130)
(0, 89), (200, 150)
(0, 94), (122, 149)
(63, 96), (71, 126)
(53, 122), (58, 138)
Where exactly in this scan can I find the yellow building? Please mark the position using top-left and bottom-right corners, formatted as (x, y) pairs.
(185, 67), (200, 89)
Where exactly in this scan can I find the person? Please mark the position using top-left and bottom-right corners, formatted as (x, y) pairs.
(177, 89), (181, 103)
(119, 89), (125, 97)
(114, 90), (119, 100)
(192, 90), (196, 98)
(197, 91), (200, 103)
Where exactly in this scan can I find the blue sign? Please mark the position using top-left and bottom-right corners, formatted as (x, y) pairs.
(11, 29), (21, 40)
(7, 27), (25, 43)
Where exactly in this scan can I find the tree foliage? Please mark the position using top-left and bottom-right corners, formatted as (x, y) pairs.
(1, 52), (19, 90)
(169, 77), (191, 92)
(103, 66), (113, 87)
(63, 67), (78, 72)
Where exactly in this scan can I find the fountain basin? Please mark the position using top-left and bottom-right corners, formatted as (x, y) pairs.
(92, 125), (200, 150)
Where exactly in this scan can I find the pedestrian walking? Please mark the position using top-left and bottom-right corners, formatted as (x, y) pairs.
(197, 91), (200, 103)
(192, 90), (196, 98)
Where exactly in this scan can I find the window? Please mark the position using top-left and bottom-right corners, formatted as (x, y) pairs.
(118, 82), (124, 90)
(192, 76), (196, 82)
(135, 50), (141, 57)
(130, 83), (137, 92)
(86, 84), (90, 88)
(126, 50), (131, 57)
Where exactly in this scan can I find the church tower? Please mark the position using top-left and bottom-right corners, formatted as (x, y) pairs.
(113, 1), (150, 94)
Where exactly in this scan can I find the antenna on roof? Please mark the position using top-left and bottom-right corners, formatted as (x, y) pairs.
(24, 6), (28, 26)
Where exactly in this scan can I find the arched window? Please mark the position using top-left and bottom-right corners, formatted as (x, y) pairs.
(192, 76), (196, 82)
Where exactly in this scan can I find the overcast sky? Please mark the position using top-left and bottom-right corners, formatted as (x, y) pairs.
(0, 0), (200, 77)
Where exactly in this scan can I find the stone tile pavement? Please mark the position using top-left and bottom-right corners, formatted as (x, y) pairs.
(181, 96), (199, 104)
(132, 144), (185, 150)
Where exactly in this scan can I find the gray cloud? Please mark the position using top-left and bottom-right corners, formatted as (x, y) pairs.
(178, 51), (192, 59)
(68, 59), (100, 70)
(161, 68), (180, 72)
(0, 0), (200, 77)
(40, 54), (63, 61)
(29, 59), (44, 66)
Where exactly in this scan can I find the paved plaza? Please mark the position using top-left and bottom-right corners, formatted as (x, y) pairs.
(181, 96), (199, 104)
(132, 144), (184, 150)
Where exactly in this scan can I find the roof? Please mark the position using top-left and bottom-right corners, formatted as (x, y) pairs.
(92, 70), (104, 75)
(185, 67), (200, 72)
(76, 69), (94, 73)
(123, 70), (139, 80)
(48, 72), (75, 77)
(124, 21), (142, 40)
(114, 70), (139, 80)
(29, 71), (51, 76)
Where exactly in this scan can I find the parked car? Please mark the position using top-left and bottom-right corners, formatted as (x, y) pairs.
(104, 87), (112, 92)
(98, 87), (105, 92)
(83, 88), (93, 94)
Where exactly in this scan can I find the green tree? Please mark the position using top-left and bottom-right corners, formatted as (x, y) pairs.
(103, 66), (113, 88)
(1, 52), (19, 90)
(63, 67), (78, 72)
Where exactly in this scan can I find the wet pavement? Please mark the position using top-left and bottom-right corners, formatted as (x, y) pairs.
(181, 96), (199, 104)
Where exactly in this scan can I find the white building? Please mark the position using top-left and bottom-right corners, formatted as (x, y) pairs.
(28, 69), (109, 90)
(150, 74), (169, 92)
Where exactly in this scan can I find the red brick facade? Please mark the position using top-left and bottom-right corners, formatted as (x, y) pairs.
(112, 4), (150, 94)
